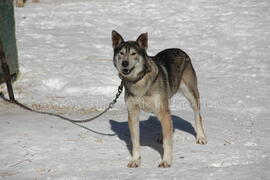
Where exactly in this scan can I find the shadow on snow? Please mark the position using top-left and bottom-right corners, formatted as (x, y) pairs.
(109, 115), (196, 158)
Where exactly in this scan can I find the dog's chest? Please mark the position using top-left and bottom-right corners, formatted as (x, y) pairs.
(127, 80), (148, 97)
(126, 94), (161, 112)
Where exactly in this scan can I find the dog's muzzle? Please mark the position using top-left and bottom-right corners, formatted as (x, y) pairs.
(122, 67), (135, 75)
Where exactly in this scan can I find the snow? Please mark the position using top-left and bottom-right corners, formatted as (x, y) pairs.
(0, 0), (270, 179)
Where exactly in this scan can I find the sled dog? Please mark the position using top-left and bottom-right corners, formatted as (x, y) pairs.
(111, 30), (207, 168)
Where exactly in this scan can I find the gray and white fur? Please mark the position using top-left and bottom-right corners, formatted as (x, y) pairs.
(112, 30), (207, 168)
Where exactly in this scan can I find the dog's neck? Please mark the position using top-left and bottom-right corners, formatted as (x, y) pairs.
(121, 57), (159, 97)
(120, 66), (150, 84)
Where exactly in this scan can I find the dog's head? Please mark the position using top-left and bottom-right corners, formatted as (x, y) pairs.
(111, 30), (148, 80)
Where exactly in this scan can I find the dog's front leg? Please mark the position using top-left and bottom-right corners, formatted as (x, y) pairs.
(127, 106), (141, 168)
(157, 107), (173, 168)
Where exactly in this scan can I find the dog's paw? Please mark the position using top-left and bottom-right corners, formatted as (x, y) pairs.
(196, 135), (207, 145)
(158, 161), (171, 168)
(127, 159), (141, 168)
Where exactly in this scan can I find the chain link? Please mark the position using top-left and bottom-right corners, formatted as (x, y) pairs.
(109, 81), (123, 109)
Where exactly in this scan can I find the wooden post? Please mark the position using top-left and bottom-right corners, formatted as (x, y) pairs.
(0, 0), (19, 83)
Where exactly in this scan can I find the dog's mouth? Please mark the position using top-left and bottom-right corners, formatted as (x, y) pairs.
(121, 67), (135, 75)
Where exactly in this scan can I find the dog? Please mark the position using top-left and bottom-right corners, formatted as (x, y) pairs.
(111, 30), (207, 168)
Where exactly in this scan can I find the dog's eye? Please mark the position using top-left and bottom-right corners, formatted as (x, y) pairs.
(119, 52), (124, 55)
(131, 52), (136, 56)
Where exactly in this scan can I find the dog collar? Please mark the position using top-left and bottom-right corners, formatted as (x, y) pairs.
(121, 68), (149, 84)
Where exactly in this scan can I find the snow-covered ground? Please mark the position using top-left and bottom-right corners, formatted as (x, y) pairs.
(0, 0), (270, 179)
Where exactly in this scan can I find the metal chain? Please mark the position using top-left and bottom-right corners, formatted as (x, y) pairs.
(108, 81), (123, 109)
(9, 80), (124, 123)
(66, 80), (124, 123)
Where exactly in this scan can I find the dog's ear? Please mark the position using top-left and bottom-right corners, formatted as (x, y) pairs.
(112, 30), (124, 48)
(136, 32), (148, 50)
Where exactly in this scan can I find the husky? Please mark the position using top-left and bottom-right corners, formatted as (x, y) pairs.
(111, 30), (207, 168)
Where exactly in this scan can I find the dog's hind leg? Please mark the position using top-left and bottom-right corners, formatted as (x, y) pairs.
(180, 62), (207, 144)
(127, 107), (141, 168)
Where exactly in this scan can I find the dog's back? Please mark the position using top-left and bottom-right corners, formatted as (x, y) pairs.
(155, 48), (191, 96)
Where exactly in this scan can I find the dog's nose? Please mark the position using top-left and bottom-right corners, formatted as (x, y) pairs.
(122, 60), (129, 67)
